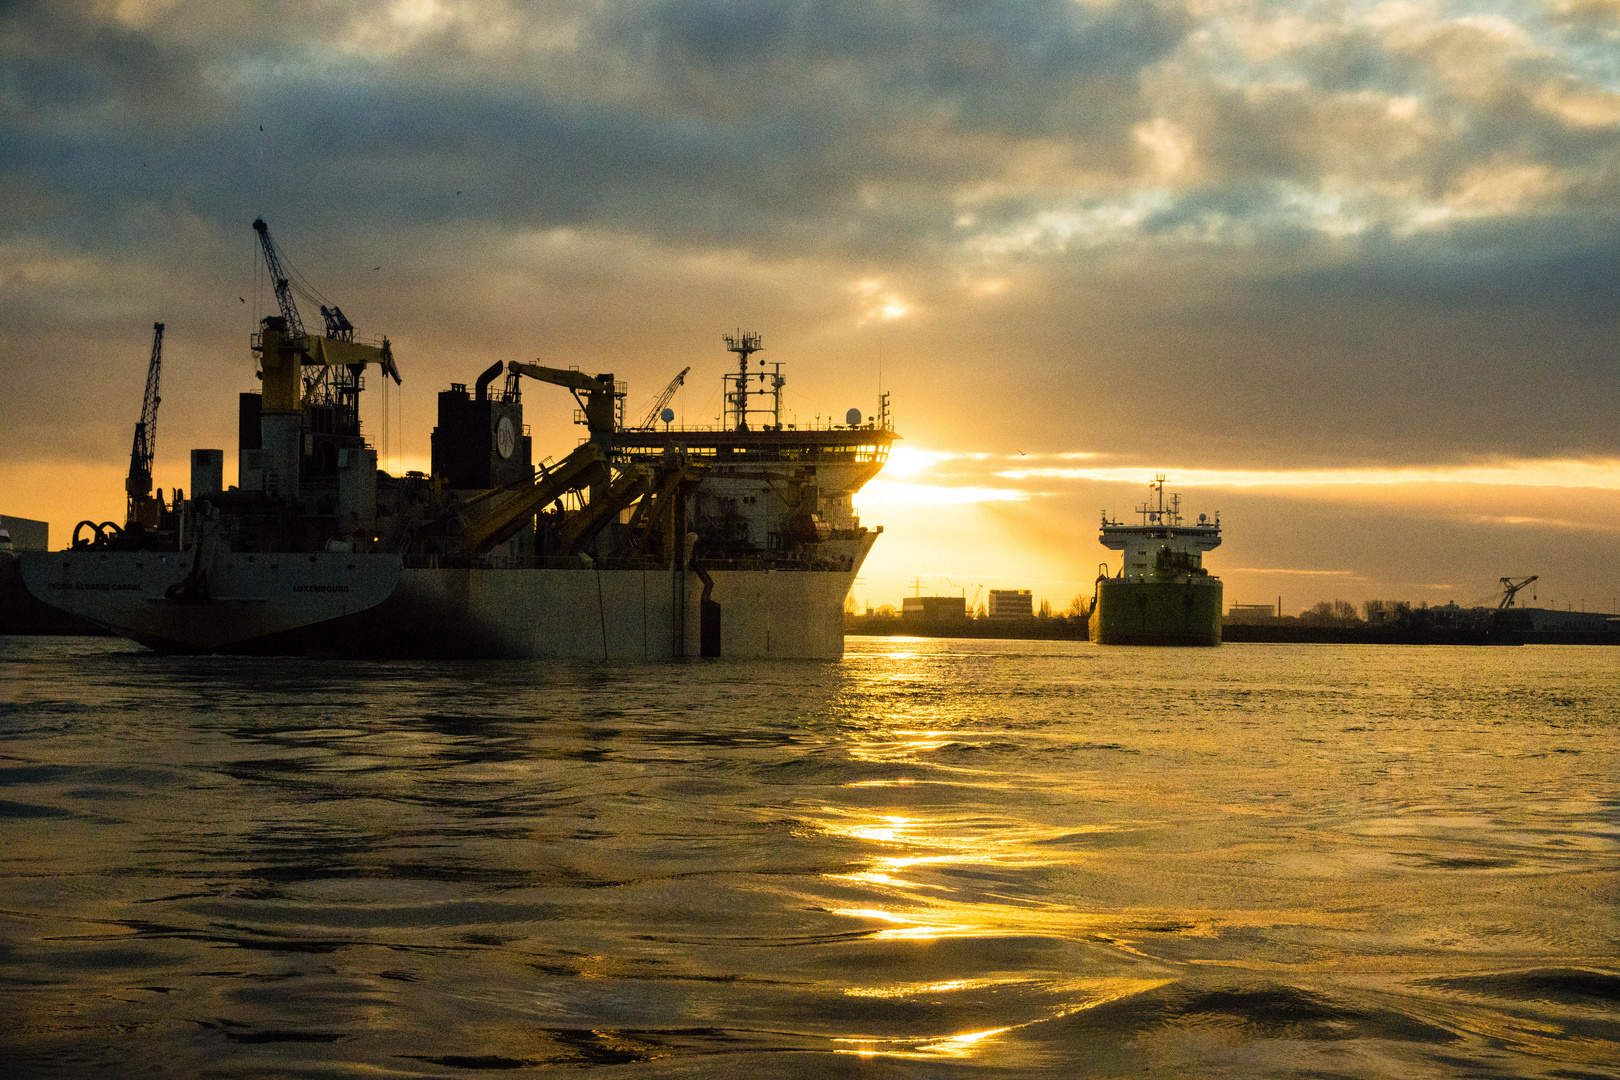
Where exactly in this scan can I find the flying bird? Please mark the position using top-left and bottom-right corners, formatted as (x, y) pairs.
(372, 266), (380, 271)
(239, 297), (245, 303)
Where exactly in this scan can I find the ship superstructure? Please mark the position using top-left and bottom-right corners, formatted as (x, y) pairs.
(1090, 475), (1223, 646)
(18, 223), (892, 659)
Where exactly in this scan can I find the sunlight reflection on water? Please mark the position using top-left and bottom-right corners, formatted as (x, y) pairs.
(0, 636), (1616, 1078)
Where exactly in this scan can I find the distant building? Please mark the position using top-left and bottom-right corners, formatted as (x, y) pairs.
(0, 515), (48, 550)
(987, 589), (1032, 619)
(901, 596), (966, 621)
(1515, 608), (1618, 633)
(1225, 603), (1279, 625)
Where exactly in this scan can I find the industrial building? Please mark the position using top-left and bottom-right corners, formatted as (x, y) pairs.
(902, 596), (967, 621)
(1225, 603), (1280, 624)
(0, 516), (48, 550)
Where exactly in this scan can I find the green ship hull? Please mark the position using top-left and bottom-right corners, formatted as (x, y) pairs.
(1089, 576), (1223, 646)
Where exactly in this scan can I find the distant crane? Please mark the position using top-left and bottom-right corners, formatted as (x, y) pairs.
(1498, 576), (1538, 610)
(637, 366), (689, 429)
(125, 322), (165, 528)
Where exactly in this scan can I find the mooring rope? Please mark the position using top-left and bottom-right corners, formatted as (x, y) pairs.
(595, 566), (608, 661)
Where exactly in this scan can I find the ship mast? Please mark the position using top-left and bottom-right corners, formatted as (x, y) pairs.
(1138, 473), (1178, 525)
(722, 331), (784, 430)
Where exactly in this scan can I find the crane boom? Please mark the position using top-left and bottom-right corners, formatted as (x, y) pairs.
(637, 367), (689, 429)
(507, 361), (619, 448)
(1498, 576), (1538, 610)
(252, 218), (305, 338)
(125, 322), (165, 527)
(320, 304), (355, 342)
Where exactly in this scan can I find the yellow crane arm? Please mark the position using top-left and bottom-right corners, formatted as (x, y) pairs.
(304, 335), (402, 384)
(259, 323), (402, 413)
(557, 465), (652, 554)
(507, 360), (598, 393)
(507, 361), (617, 437)
(456, 443), (608, 556)
(626, 460), (708, 560)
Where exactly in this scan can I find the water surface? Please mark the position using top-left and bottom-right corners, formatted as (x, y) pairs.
(2, 636), (1616, 1077)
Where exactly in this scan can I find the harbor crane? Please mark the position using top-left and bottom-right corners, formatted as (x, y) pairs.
(1498, 576), (1538, 610)
(636, 366), (689, 429)
(253, 216), (357, 341)
(251, 219), (399, 419)
(252, 218), (306, 339)
(249, 220), (382, 401)
(506, 361), (621, 450)
(125, 322), (164, 528)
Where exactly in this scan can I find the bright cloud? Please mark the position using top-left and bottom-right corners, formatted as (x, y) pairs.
(994, 459), (1620, 491)
(857, 480), (1032, 507)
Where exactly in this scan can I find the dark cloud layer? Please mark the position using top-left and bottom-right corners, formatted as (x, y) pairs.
(5, 0), (1620, 596)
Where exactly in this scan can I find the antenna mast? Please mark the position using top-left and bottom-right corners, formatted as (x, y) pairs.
(722, 331), (783, 430)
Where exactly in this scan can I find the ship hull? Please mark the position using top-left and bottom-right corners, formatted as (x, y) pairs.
(283, 564), (859, 659)
(17, 550), (401, 653)
(19, 543), (872, 660)
(1089, 576), (1223, 646)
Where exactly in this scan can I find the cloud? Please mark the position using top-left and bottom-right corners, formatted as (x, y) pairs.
(5, 0), (1620, 610)
(857, 479), (1031, 507)
(994, 458), (1620, 491)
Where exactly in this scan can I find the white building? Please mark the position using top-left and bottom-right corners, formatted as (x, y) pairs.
(988, 589), (1032, 619)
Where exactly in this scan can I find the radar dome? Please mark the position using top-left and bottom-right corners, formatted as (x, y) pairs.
(660, 407), (675, 424)
(845, 407), (863, 426)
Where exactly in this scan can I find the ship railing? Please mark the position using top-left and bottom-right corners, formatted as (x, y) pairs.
(694, 555), (858, 573)
(402, 553), (679, 572)
(620, 419), (895, 435)
(614, 444), (891, 465)
(399, 552), (862, 572)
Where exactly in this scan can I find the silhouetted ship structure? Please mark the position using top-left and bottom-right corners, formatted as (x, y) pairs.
(1089, 475), (1222, 646)
(18, 224), (893, 658)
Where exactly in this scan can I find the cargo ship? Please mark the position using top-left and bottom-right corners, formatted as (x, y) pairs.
(18, 225), (893, 659)
(1089, 475), (1222, 646)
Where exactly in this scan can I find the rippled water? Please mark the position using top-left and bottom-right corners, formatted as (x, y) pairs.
(2, 635), (1616, 1078)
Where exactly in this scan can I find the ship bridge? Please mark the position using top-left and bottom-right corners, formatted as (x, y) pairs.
(1099, 476), (1220, 581)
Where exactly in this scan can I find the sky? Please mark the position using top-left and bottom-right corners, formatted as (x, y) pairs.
(3, 0), (1619, 615)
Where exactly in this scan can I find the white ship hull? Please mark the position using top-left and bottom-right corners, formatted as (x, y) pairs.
(19, 539), (873, 660)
